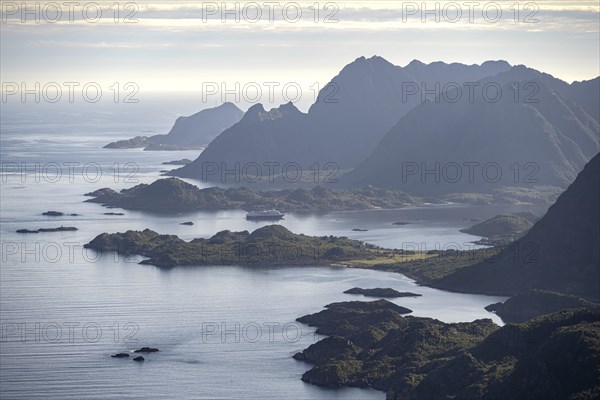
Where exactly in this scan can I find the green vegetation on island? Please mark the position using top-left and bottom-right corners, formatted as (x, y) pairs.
(85, 177), (423, 213)
(460, 212), (538, 245)
(294, 301), (600, 400)
(84, 225), (380, 268)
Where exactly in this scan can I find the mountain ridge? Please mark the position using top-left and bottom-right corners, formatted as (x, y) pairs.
(172, 56), (514, 182)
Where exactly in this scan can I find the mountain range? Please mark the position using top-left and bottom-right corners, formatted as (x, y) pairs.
(171, 57), (513, 182)
(344, 68), (599, 195)
(171, 57), (598, 198)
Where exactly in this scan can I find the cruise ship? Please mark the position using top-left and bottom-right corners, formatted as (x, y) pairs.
(245, 210), (285, 220)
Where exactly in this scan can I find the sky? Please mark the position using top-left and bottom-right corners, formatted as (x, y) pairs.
(1, 1), (599, 110)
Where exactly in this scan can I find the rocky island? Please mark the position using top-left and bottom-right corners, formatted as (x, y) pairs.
(17, 227), (78, 234)
(294, 301), (600, 399)
(85, 225), (381, 268)
(84, 177), (423, 213)
(162, 159), (192, 165)
(103, 135), (149, 149)
(343, 287), (421, 298)
(42, 211), (80, 217)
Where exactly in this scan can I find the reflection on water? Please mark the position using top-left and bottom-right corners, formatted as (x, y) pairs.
(1, 112), (540, 399)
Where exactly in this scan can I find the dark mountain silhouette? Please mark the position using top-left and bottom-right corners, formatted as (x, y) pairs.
(172, 57), (512, 181)
(173, 102), (309, 171)
(146, 102), (243, 150)
(434, 152), (600, 301)
(344, 66), (599, 195)
(104, 103), (243, 150)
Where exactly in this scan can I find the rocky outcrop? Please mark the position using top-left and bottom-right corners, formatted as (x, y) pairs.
(133, 347), (158, 353)
(343, 287), (421, 298)
(485, 289), (600, 323)
(295, 301), (600, 400)
(460, 212), (539, 245)
(399, 309), (600, 400)
(162, 159), (192, 165)
(104, 103), (243, 150)
(17, 227), (78, 233)
(295, 300), (496, 392)
(103, 136), (148, 149)
(42, 211), (79, 217)
(460, 212), (537, 237)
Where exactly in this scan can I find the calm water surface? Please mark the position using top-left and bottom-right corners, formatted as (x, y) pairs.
(0, 101), (543, 399)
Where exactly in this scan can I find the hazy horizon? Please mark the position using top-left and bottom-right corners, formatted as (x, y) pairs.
(2, 1), (599, 93)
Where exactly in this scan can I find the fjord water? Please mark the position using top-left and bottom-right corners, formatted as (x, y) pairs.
(1, 100), (543, 399)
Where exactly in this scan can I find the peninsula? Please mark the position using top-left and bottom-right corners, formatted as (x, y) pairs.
(85, 225), (381, 268)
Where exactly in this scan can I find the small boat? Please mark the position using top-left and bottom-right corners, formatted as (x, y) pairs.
(246, 210), (285, 220)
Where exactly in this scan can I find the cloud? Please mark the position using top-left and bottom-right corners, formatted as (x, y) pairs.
(1, 1), (598, 87)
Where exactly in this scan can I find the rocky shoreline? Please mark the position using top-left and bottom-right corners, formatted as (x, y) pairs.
(460, 212), (539, 246)
(293, 300), (600, 399)
(84, 225), (381, 268)
(343, 287), (421, 298)
(84, 177), (425, 213)
(484, 290), (600, 323)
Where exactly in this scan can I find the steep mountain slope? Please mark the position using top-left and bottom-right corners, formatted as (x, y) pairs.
(174, 102), (310, 176)
(172, 57), (511, 181)
(563, 77), (600, 122)
(402, 309), (600, 400)
(434, 152), (600, 301)
(485, 290), (600, 323)
(345, 66), (600, 195)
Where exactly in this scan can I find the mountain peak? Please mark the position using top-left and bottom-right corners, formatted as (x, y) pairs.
(341, 55), (397, 74)
(240, 102), (302, 123)
(219, 102), (242, 111)
(406, 59), (425, 68)
(238, 103), (267, 124)
(481, 59), (511, 69)
(278, 101), (302, 114)
(367, 55), (394, 66)
(247, 103), (266, 113)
